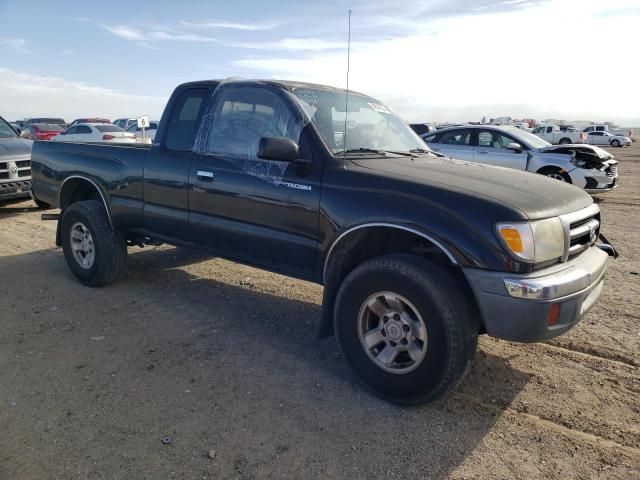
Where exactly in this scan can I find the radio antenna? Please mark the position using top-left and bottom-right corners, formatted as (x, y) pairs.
(342, 9), (352, 169)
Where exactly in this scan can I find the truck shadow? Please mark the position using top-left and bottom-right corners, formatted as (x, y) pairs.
(0, 200), (43, 219)
(1, 246), (532, 479)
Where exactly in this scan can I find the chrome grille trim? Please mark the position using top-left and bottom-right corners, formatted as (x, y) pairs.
(559, 204), (600, 262)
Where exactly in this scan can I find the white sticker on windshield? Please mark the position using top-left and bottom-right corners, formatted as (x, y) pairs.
(368, 102), (393, 114)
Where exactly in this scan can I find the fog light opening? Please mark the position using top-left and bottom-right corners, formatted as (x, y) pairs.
(548, 303), (561, 326)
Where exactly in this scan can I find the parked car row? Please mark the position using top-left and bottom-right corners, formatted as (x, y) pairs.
(9, 117), (159, 144)
(420, 125), (618, 193)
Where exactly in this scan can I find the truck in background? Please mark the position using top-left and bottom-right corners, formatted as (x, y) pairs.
(532, 124), (587, 144)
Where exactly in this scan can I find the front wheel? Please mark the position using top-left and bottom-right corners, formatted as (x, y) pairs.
(334, 254), (478, 405)
(33, 197), (52, 209)
(539, 167), (572, 183)
(61, 200), (127, 287)
(610, 139), (621, 148)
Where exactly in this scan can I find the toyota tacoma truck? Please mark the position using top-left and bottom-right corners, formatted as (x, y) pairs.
(31, 79), (616, 405)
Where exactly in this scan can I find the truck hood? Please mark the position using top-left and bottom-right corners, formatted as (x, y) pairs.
(0, 137), (33, 157)
(351, 155), (593, 220)
(538, 144), (612, 160)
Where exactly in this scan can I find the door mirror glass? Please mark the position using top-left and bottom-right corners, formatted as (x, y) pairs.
(506, 142), (523, 151)
(257, 137), (299, 161)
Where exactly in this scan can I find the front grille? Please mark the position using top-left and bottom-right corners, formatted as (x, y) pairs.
(18, 169), (31, 177)
(567, 212), (600, 259)
(0, 171), (9, 180)
(606, 164), (618, 177)
(15, 160), (30, 169)
(0, 180), (31, 190)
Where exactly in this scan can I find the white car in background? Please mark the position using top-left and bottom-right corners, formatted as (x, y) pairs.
(127, 121), (159, 141)
(421, 125), (619, 193)
(586, 131), (631, 147)
(52, 123), (136, 143)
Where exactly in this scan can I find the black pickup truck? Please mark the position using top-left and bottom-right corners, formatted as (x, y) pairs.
(32, 79), (616, 405)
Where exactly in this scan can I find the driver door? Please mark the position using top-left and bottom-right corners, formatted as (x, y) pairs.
(188, 84), (322, 278)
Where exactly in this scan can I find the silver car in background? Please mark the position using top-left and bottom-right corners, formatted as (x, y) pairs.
(421, 125), (618, 193)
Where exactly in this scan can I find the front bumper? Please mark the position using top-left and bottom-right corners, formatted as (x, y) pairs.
(0, 180), (32, 202)
(463, 243), (612, 342)
(584, 175), (618, 193)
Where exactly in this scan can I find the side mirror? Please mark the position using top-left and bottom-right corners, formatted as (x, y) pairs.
(257, 137), (299, 162)
(506, 142), (523, 152)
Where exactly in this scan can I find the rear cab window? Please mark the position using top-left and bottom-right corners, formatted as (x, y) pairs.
(165, 88), (209, 151)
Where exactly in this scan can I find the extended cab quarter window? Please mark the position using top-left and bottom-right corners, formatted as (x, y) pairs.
(206, 87), (299, 160)
(165, 88), (209, 151)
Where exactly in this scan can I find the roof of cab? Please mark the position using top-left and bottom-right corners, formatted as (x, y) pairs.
(176, 78), (369, 97)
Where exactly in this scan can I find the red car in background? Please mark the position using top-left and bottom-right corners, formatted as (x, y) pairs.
(22, 123), (64, 141)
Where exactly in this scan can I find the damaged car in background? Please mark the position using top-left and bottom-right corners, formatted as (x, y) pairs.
(421, 125), (618, 193)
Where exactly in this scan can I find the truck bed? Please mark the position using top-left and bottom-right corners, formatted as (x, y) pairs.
(31, 140), (150, 212)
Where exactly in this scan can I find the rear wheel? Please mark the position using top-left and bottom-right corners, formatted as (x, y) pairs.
(559, 137), (571, 145)
(334, 254), (478, 405)
(61, 200), (127, 287)
(611, 139), (621, 148)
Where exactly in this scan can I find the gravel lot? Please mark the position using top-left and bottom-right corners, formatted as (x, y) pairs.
(1, 143), (639, 479)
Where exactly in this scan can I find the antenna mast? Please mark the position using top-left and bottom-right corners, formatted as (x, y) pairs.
(343, 9), (352, 169)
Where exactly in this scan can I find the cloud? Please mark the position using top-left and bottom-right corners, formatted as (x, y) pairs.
(0, 37), (29, 53)
(227, 38), (348, 51)
(0, 68), (167, 121)
(103, 25), (218, 43)
(233, 0), (640, 125)
(179, 19), (278, 31)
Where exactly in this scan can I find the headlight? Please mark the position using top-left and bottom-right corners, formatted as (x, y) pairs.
(496, 217), (564, 263)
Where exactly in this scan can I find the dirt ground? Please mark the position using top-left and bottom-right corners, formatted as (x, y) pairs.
(1, 142), (639, 480)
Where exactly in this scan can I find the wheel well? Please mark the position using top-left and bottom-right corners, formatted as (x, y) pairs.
(319, 226), (483, 338)
(56, 178), (111, 247)
(59, 178), (104, 211)
(559, 137), (571, 144)
(537, 165), (561, 174)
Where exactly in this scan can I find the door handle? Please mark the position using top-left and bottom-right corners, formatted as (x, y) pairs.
(477, 150), (489, 154)
(197, 170), (214, 181)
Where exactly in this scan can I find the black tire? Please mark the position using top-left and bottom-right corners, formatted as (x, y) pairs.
(33, 197), (52, 209)
(538, 167), (572, 183)
(333, 254), (478, 405)
(610, 140), (620, 148)
(558, 137), (571, 145)
(60, 200), (127, 287)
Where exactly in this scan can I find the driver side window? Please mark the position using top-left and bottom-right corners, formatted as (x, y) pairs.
(206, 87), (300, 160)
(478, 130), (519, 149)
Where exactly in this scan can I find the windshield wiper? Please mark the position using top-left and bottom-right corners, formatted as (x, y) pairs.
(334, 148), (388, 156)
(409, 148), (430, 153)
(334, 148), (416, 157)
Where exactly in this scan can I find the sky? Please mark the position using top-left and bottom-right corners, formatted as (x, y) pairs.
(1, 0), (639, 125)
